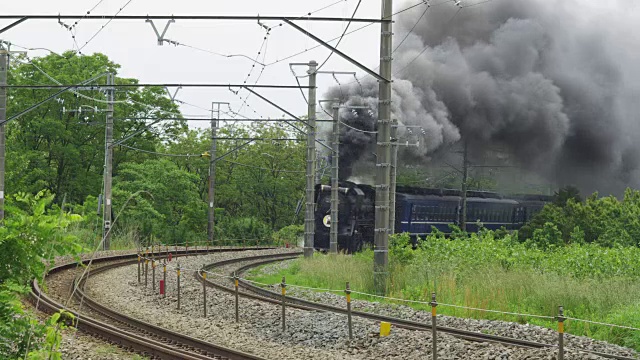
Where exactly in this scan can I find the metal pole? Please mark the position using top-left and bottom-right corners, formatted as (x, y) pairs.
(0, 45), (7, 224)
(163, 261), (166, 298)
(389, 119), (398, 235)
(144, 258), (148, 287)
(346, 282), (353, 340)
(234, 272), (239, 323)
(281, 276), (287, 332)
(460, 141), (468, 232)
(374, 0), (393, 295)
(303, 60), (318, 259)
(176, 264), (181, 310)
(558, 306), (565, 360)
(137, 253), (141, 284)
(431, 293), (438, 360)
(103, 73), (114, 249)
(152, 258), (156, 291)
(209, 102), (228, 245)
(329, 101), (340, 254)
(202, 265), (207, 317)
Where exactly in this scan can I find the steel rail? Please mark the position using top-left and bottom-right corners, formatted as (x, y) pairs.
(31, 247), (272, 360)
(198, 253), (638, 360)
(72, 257), (268, 360)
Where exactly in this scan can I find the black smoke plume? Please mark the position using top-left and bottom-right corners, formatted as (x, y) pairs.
(325, 0), (640, 194)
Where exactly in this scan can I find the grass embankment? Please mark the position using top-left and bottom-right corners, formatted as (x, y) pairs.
(249, 232), (640, 350)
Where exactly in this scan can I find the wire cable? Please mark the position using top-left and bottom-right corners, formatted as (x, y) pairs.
(314, 0), (363, 73)
(118, 144), (201, 157)
(77, 0), (136, 53)
(340, 120), (377, 134)
(392, 2), (430, 53)
(394, 0), (494, 76)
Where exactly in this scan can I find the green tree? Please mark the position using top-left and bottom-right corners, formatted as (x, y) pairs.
(5, 52), (183, 206)
(165, 123), (306, 231)
(112, 158), (206, 244)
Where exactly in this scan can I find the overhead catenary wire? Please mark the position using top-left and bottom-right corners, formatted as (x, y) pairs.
(393, 0), (494, 76)
(76, 0), (136, 53)
(162, 0), (350, 66)
(119, 144), (311, 173)
(310, 0), (363, 74)
(268, 0), (452, 68)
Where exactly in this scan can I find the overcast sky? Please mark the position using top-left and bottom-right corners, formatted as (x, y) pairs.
(2, 0), (396, 128)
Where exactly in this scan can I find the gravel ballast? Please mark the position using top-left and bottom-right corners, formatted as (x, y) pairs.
(82, 249), (638, 359)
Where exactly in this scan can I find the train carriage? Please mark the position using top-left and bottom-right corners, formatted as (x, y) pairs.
(314, 182), (551, 252)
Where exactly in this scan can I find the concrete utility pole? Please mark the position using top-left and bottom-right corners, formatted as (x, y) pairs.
(303, 61), (318, 259)
(0, 45), (7, 224)
(103, 73), (115, 249)
(389, 120), (398, 235)
(329, 101), (340, 254)
(209, 101), (228, 245)
(374, 0), (393, 294)
(460, 141), (469, 232)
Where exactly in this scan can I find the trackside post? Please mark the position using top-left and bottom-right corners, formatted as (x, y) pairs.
(346, 282), (353, 340)
(177, 263), (181, 310)
(558, 306), (565, 360)
(281, 276), (287, 332)
(234, 272), (239, 323)
(431, 292), (438, 360)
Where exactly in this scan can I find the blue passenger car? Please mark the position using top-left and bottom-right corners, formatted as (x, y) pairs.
(314, 182), (550, 252)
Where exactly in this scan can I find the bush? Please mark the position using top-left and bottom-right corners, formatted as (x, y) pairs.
(519, 188), (640, 248)
(215, 216), (271, 243)
(272, 225), (304, 247)
(0, 191), (84, 359)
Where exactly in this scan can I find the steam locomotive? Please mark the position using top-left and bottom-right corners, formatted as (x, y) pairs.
(314, 181), (551, 252)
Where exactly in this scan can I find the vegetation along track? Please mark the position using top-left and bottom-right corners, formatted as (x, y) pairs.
(31, 248), (271, 360)
(198, 252), (637, 360)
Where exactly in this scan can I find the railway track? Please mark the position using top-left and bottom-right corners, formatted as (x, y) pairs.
(197, 252), (637, 360)
(31, 248), (271, 360)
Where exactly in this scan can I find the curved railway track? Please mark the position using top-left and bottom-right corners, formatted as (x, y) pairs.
(31, 248), (271, 360)
(196, 252), (637, 360)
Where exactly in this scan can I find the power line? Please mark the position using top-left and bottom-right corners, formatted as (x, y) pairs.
(120, 144), (309, 173)
(77, 0), (137, 53)
(173, 43), (266, 66)
(118, 143), (200, 157)
(314, 0), (362, 73)
(392, 2), (430, 53)
(393, 6), (463, 77)
(342, 0), (454, 86)
(6, 83), (311, 89)
(162, 0), (351, 67)
(393, 0), (500, 76)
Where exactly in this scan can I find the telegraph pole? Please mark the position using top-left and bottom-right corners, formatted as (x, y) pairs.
(103, 73), (115, 249)
(0, 44), (6, 224)
(209, 101), (228, 246)
(329, 101), (340, 254)
(389, 120), (398, 235)
(374, 0), (393, 294)
(303, 61), (318, 259)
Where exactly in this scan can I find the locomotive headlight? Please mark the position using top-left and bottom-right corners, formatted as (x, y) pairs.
(323, 215), (331, 228)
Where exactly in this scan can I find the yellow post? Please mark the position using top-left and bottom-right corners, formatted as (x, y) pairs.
(380, 321), (391, 337)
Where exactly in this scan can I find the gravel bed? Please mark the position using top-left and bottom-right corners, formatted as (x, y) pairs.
(23, 296), (143, 360)
(83, 249), (627, 359)
(248, 259), (638, 359)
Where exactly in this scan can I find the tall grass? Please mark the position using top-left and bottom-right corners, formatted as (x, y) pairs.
(249, 235), (640, 350)
(66, 223), (140, 251)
